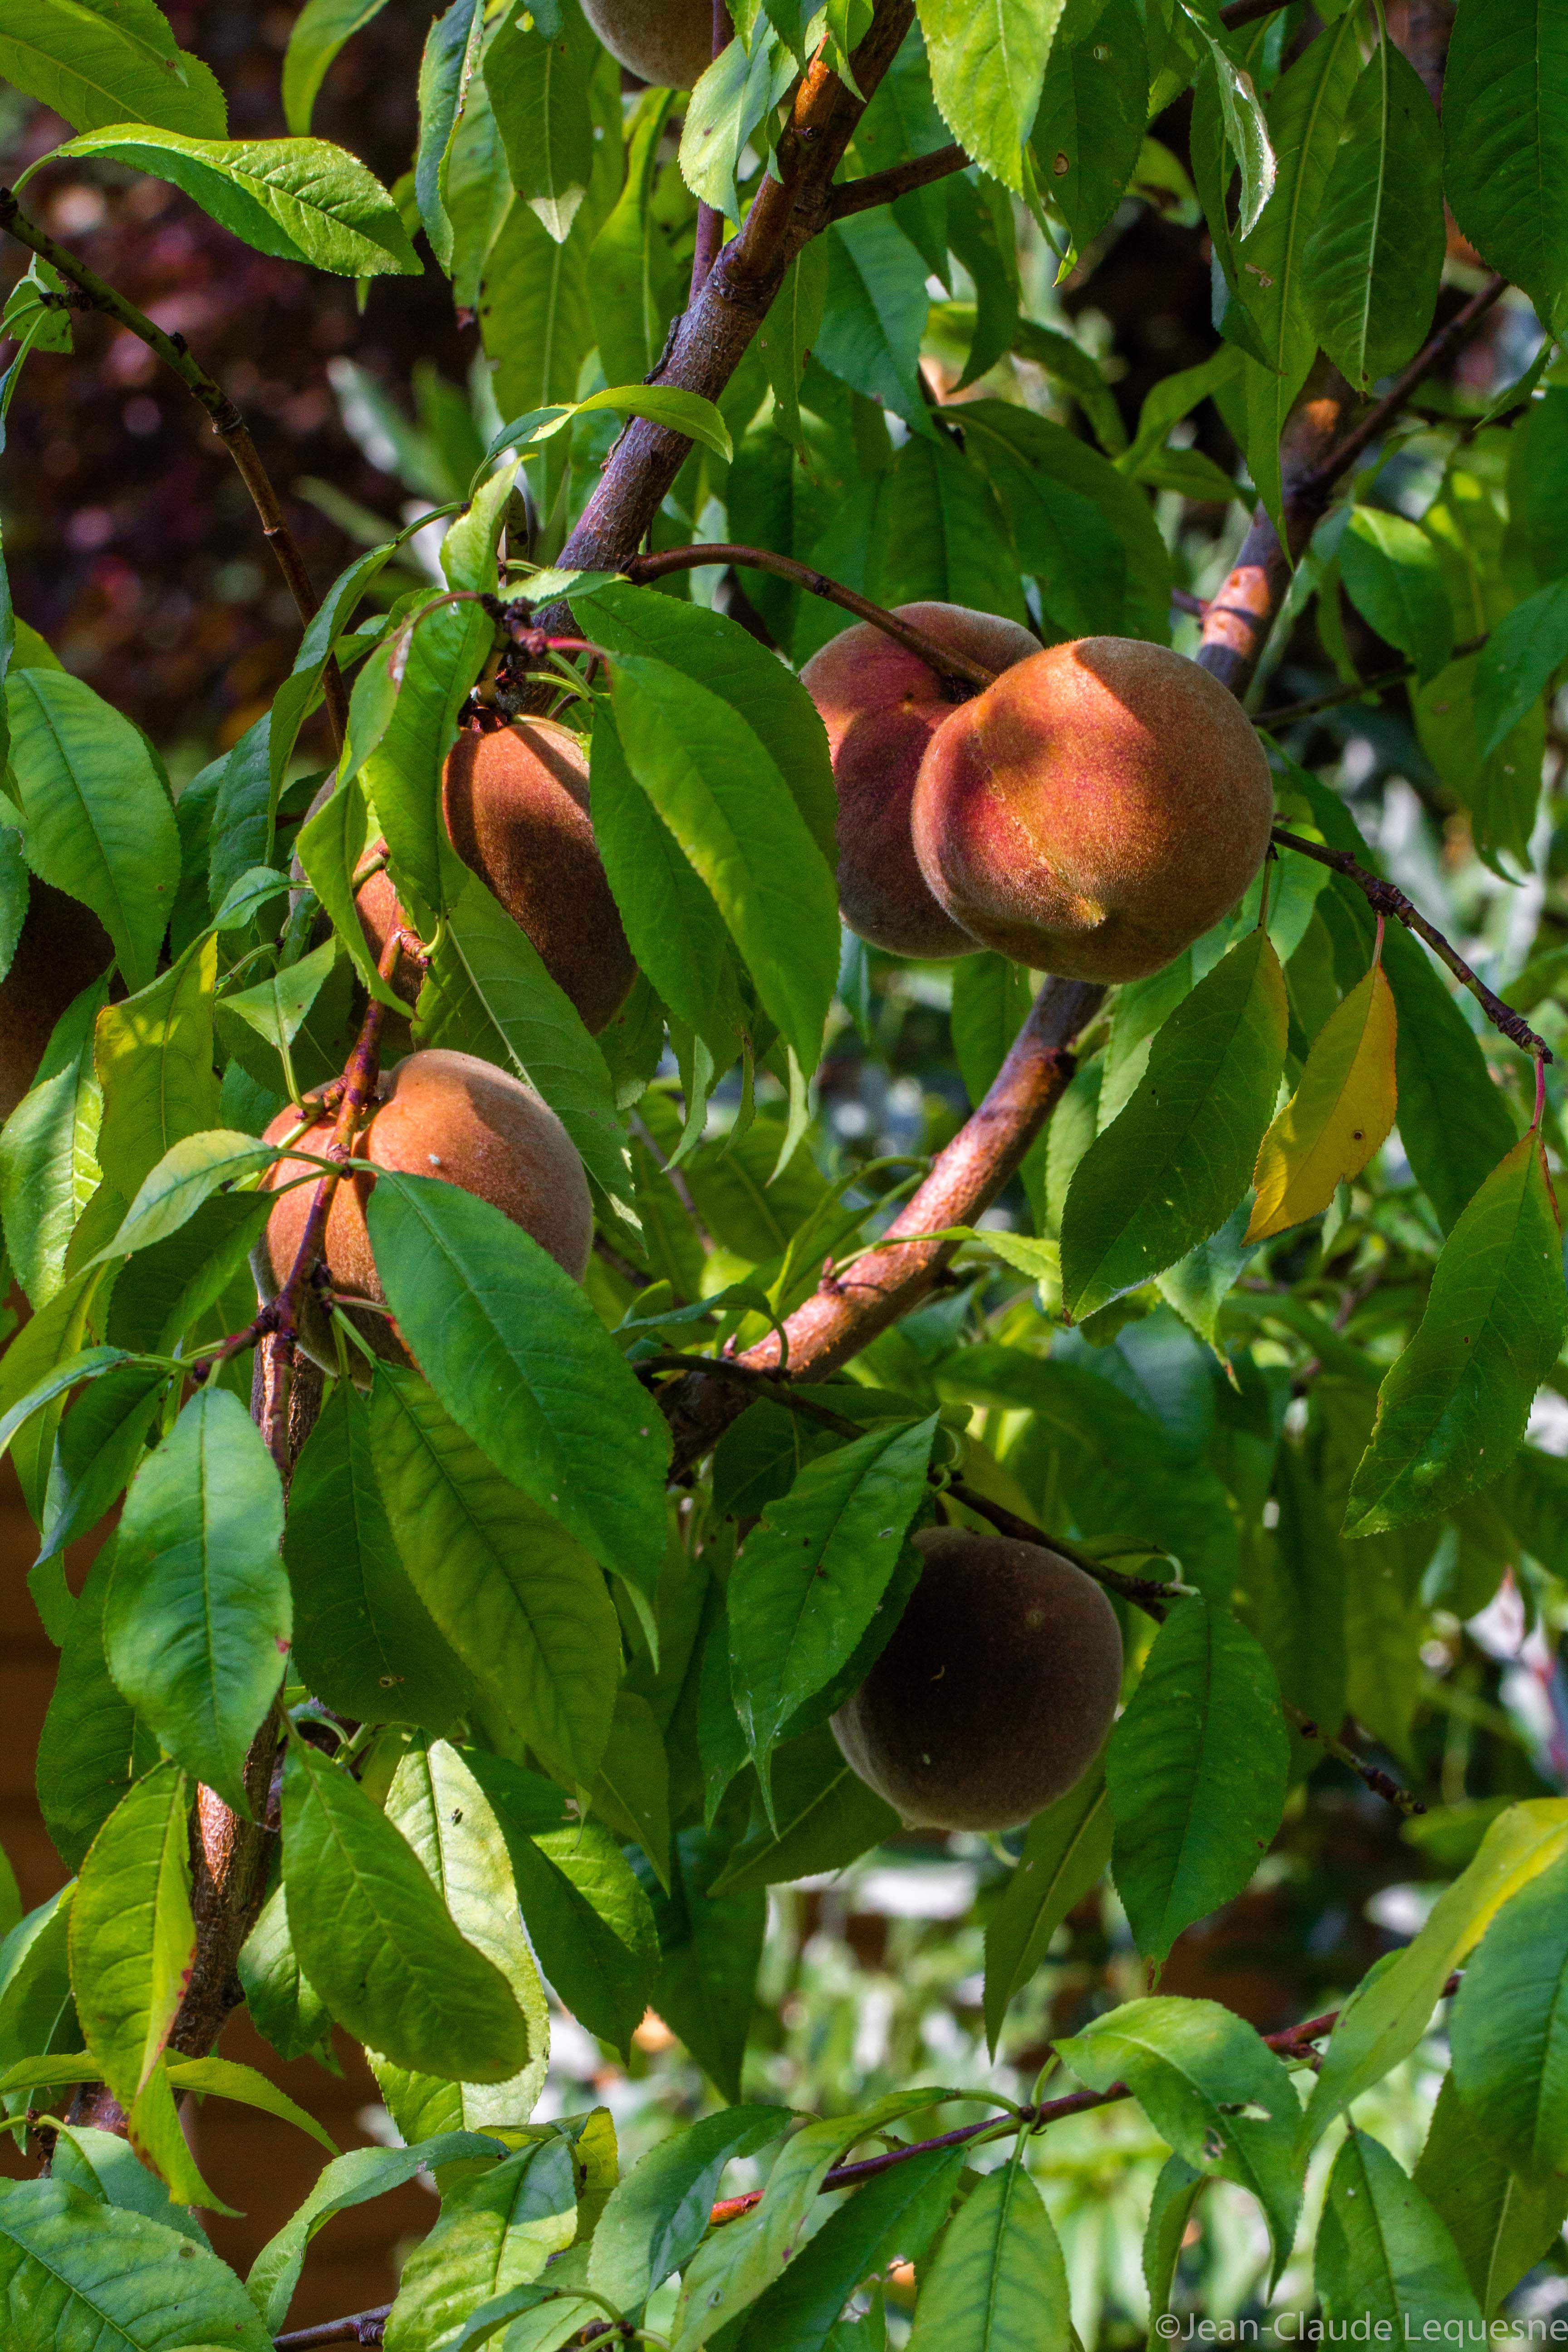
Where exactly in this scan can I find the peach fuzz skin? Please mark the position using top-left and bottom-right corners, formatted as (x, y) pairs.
(801, 603), (1039, 960)
(911, 635), (1275, 983)
(251, 1048), (593, 1375)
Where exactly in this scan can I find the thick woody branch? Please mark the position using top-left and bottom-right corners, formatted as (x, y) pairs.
(551, 0), (916, 585)
(662, 978), (1104, 1477)
(1199, 279), (1507, 699)
(0, 189), (346, 747)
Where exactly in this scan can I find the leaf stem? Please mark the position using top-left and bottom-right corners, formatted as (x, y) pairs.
(0, 188), (348, 748)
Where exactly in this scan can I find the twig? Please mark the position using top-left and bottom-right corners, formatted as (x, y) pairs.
(1255, 635), (1487, 728)
(1272, 826), (1552, 1065)
(0, 188), (347, 748)
(622, 542), (998, 686)
(829, 142), (969, 221)
(638, 1352), (1187, 1608)
(705, 1975), (1465, 2228)
(1285, 1703), (1426, 1818)
(1299, 275), (1509, 500)
(274, 2311), (390, 2349)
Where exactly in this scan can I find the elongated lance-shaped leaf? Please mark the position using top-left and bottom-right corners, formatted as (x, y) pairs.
(247, 2130), (507, 2332)
(727, 1416), (937, 1794)
(103, 1387), (289, 1816)
(36, 127), (421, 277)
(370, 1737), (549, 2138)
(283, 0), (390, 134)
(67, 1759), (191, 2110)
(1316, 2132), (1482, 2339)
(588, 2105), (794, 2318)
(607, 652), (838, 1077)
(0, 0), (227, 137)
(736, 2142), (967, 2352)
(93, 936), (222, 1203)
(1304, 1799), (1568, 2149)
(1247, 960), (1398, 1240)
(280, 1734), (531, 2083)
(93, 1127), (274, 1263)
(1231, 15), (1361, 539)
(677, 2093), (946, 2351)
(1344, 1131), (1567, 1536)
(1144, 2154), (1206, 2329)
(983, 1760), (1111, 2056)
(385, 2135), (578, 2352)
(1474, 576), (1568, 760)
(1339, 508), (1454, 685)
(6, 667), (178, 994)
(916, 0), (1068, 194)
(1107, 1596), (1289, 1962)
(1304, 36), (1445, 389)
(368, 1365), (622, 1789)
(1414, 2077), (1568, 2319)
(1062, 929), (1288, 1318)
(366, 1172), (670, 1604)
(1449, 1849), (1568, 2182)
(1058, 1996), (1301, 2281)
(906, 2153), (1071, 2352)
(1443, 0), (1568, 336)
(484, 0), (595, 243)
(0, 2178), (273, 2351)
(284, 1376), (473, 1733)
(412, 874), (636, 1214)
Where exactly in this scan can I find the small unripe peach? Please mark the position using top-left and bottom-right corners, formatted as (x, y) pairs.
(0, 882), (112, 1126)
(580, 0), (715, 86)
(801, 603), (1039, 959)
(252, 1048), (592, 1372)
(911, 636), (1274, 982)
(831, 1527), (1122, 1832)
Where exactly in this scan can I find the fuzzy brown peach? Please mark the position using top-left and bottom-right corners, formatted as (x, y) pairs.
(251, 1048), (593, 1372)
(831, 1527), (1123, 1832)
(911, 636), (1274, 981)
(580, 0), (715, 86)
(801, 603), (1039, 959)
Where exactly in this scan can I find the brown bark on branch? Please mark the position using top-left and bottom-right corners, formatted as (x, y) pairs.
(1198, 278), (1507, 698)
(552, 0), (916, 584)
(662, 977), (1104, 1478)
(1273, 827), (1551, 1064)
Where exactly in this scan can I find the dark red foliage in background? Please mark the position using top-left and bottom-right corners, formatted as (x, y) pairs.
(0, 0), (470, 756)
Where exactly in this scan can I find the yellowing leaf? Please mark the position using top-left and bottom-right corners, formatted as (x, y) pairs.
(1247, 965), (1398, 1241)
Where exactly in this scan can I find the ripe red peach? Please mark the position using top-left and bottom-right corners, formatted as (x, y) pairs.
(801, 603), (1039, 959)
(911, 636), (1274, 982)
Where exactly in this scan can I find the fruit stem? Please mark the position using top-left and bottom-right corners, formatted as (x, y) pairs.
(622, 544), (1000, 687)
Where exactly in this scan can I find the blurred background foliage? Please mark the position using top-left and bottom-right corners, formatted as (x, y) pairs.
(5, 0), (1568, 2332)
